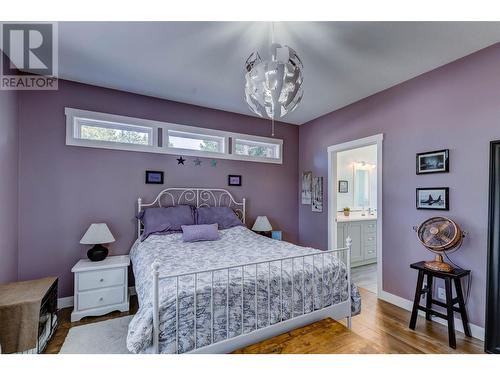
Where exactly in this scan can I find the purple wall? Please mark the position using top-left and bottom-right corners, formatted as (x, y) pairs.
(299, 43), (500, 327)
(18, 80), (299, 297)
(0, 90), (19, 284)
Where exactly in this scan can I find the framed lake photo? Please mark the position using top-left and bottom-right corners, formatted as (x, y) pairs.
(416, 187), (449, 210)
(416, 149), (449, 174)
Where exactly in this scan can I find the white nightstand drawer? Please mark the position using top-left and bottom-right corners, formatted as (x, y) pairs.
(78, 268), (125, 291)
(77, 286), (125, 311)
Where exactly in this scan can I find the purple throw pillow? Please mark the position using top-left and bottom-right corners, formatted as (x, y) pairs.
(136, 205), (195, 241)
(196, 206), (244, 229)
(181, 224), (220, 242)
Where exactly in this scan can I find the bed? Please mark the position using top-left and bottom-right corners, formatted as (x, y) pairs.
(127, 188), (361, 354)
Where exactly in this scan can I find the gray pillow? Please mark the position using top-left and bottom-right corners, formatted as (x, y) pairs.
(181, 224), (220, 242)
(136, 205), (195, 241)
(196, 206), (244, 229)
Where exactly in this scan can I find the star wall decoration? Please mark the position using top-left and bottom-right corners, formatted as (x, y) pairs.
(210, 159), (217, 167)
(176, 156), (185, 165)
(193, 158), (202, 166)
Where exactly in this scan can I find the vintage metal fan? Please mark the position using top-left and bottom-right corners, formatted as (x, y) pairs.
(415, 217), (465, 272)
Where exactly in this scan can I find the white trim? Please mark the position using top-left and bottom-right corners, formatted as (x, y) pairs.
(379, 290), (485, 341)
(57, 296), (74, 309)
(327, 134), (384, 297)
(65, 107), (283, 164)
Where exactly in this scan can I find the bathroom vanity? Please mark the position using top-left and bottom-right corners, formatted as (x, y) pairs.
(337, 213), (377, 267)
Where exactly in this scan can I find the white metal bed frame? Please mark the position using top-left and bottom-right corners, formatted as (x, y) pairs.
(137, 188), (352, 354)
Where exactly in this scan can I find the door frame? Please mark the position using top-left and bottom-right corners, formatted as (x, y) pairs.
(327, 133), (384, 297)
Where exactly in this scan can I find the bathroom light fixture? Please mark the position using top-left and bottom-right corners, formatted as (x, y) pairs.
(354, 161), (376, 170)
(244, 23), (304, 136)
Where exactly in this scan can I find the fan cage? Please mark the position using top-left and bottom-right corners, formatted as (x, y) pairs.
(416, 216), (464, 253)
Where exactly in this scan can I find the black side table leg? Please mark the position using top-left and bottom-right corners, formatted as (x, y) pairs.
(453, 278), (471, 337)
(444, 277), (456, 349)
(410, 270), (424, 330)
(425, 274), (433, 321)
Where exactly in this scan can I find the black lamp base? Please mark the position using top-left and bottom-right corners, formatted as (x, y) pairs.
(87, 244), (109, 262)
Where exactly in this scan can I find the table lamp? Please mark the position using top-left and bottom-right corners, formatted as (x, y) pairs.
(252, 216), (272, 234)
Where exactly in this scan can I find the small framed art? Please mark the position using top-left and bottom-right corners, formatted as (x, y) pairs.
(416, 149), (449, 174)
(145, 170), (164, 184)
(416, 187), (449, 210)
(312, 176), (324, 212)
(338, 180), (348, 193)
(301, 171), (312, 204)
(228, 175), (242, 186)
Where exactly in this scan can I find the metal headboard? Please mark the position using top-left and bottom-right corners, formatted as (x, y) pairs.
(137, 187), (246, 238)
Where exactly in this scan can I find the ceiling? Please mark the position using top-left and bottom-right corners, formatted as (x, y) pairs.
(58, 22), (500, 125)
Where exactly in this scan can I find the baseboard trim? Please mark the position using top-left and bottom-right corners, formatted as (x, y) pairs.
(378, 290), (485, 341)
(57, 286), (137, 309)
(57, 296), (74, 309)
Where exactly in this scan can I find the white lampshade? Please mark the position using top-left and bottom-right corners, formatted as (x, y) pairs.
(252, 216), (272, 232)
(80, 223), (115, 245)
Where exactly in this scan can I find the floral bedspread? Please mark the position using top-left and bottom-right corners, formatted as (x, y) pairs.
(127, 226), (361, 353)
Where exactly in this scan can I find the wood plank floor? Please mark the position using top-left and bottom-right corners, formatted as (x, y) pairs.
(238, 289), (483, 354)
(44, 288), (484, 354)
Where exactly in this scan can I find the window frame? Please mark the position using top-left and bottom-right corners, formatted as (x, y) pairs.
(232, 135), (283, 163)
(65, 108), (162, 154)
(163, 123), (229, 158)
(65, 108), (283, 164)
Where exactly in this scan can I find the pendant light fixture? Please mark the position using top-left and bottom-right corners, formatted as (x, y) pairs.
(244, 23), (304, 136)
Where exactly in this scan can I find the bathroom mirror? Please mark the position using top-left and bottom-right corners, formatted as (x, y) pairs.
(353, 165), (371, 209)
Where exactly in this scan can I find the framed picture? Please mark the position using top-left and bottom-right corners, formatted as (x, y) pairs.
(228, 175), (242, 186)
(338, 180), (348, 193)
(416, 187), (449, 210)
(301, 171), (312, 204)
(145, 170), (164, 184)
(416, 149), (449, 174)
(312, 176), (324, 212)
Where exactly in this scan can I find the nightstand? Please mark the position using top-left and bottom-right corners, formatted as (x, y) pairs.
(71, 255), (130, 322)
(253, 230), (282, 241)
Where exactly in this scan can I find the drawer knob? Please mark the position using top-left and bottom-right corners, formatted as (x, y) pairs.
(100, 278), (104, 282)
(99, 297), (104, 301)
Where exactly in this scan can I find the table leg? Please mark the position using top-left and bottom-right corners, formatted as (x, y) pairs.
(445, 277), (456, 349)
(410, 270), (424, 330)
(454, 277), (471, 337)
(425, 274), (433, 321)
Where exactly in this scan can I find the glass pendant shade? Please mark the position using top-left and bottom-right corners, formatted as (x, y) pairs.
(244, 43), (304, 120)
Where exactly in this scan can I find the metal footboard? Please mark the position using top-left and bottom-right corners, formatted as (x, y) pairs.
(151, 237), (352, 354)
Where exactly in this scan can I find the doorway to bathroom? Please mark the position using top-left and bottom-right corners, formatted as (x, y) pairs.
(327, 134), (383, 297)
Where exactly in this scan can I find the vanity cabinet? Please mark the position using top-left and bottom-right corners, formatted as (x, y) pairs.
(337, 220), (377, 267)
